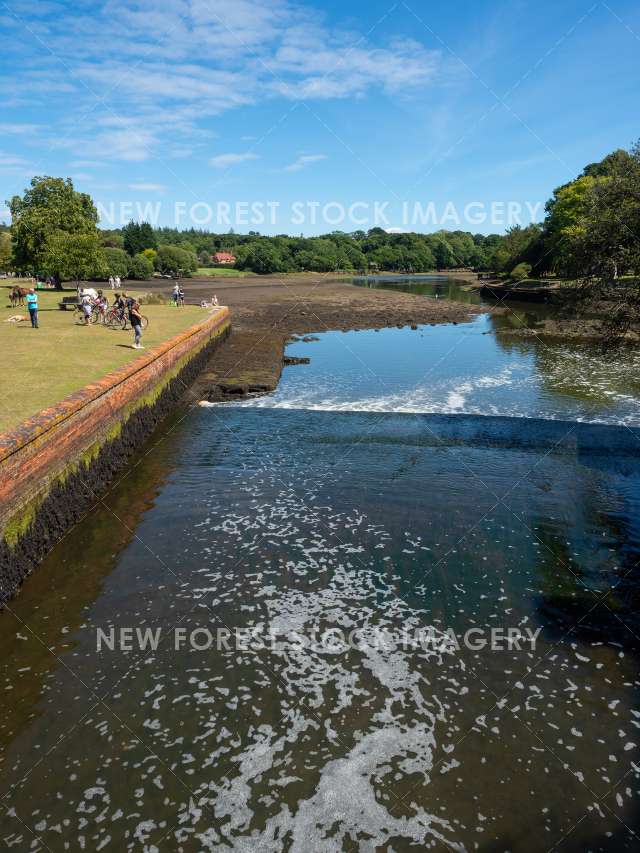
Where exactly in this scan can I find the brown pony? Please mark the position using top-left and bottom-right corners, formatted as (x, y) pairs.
(9, 286), (27, 308)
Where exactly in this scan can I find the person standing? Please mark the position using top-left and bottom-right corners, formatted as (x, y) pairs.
(115, 276), (121, 290)
(109, 276), (115, 290)
(129, 300), (144, 349)
(26, 288), (38, 328)
(81, 290), (93, 325)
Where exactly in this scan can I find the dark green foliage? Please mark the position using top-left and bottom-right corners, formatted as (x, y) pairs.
(122, 221), (157, 255)
(155, 244), (198, 276)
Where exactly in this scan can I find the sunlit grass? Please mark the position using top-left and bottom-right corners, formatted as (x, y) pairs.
(0, 286), (213, 432)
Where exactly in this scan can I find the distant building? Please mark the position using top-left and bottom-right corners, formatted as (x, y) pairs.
(213, 252), (236, 265)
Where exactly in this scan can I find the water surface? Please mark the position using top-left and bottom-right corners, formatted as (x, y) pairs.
(1, 315), (640, 852)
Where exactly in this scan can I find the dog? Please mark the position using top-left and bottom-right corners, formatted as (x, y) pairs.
(5, 314), (27, 323)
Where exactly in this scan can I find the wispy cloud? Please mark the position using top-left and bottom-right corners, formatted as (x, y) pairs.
(0, 0), (443, 167)
(0, 122), (40, 134)
(70, 159), (106, 168)
(283, 153), (327, 172)
(0, 151), (32, 174)
(209, 152), (259, 169)
(128, 182), (167, 192)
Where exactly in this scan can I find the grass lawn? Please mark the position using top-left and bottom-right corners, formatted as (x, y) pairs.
(195, 267), (253, 277)
(0, 286), (213, 433)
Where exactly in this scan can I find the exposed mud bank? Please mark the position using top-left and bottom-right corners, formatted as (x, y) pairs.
(0, 316), (230, 605)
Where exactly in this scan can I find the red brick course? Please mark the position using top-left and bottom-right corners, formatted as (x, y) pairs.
(0, 308), (230, 533)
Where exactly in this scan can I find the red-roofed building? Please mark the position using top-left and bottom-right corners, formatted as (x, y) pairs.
(213, 252), (236, 265)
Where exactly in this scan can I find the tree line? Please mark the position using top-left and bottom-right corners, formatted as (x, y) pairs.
(4, 141), (639, 292)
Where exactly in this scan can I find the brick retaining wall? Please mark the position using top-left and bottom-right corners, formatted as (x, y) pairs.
(0, 307), (230, 603)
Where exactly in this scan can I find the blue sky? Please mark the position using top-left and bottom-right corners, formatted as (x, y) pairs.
(1, 0), (639, 234)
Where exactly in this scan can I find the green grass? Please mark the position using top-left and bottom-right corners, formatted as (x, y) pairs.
(195, 267), (252, 277)
(0, 286), (213, 432)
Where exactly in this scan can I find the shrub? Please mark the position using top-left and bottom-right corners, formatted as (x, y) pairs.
(510, 262), (532, 281)
(101, 247), (129, 278)
(128, 252), (154, 280)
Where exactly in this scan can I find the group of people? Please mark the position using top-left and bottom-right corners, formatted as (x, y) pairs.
(108, 275), (122, 290)
(172, 283), (185, 307)
(77, 287), (144, 348)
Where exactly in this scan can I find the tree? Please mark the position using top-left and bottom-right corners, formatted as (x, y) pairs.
(101, 247), (129, 278)
(139, 222), (157, 251)
(0, 231), (12, 271)
(122, 220), (157, 255)
(8, 176), (98, 287)
(41, 232), (104, 283)
(128, 253), (154, 280)
(489, 225), (542, 275)
(142, 248), (157, 266)
(538, 141), (640, 342)
(155, 244), (198, 275)
(235, 242), (284, 274)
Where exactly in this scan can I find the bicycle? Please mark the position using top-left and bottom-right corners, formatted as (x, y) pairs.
(105, 308), (149, 331)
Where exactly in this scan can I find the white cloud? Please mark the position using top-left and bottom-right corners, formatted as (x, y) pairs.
(283, 153), (327, 172)
(0, 122), (40, 134)
(69, 159), (106, 168)
(209, 152), (259, 168)
(0, 151), (32, 174)
(0, 0), (443, 167)
(128, 182), (168, 192)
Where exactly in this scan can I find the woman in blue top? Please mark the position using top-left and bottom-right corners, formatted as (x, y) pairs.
(26, 288), (38, 328)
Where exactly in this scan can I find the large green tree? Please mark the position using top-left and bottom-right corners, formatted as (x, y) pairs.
(41, 232), (104, 284)
(8, 176), (99, 288)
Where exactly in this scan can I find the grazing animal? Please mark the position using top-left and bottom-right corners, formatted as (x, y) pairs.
(9, 286), (27, 308)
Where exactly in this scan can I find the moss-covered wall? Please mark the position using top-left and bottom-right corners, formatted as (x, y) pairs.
(0, 309), (230, 604)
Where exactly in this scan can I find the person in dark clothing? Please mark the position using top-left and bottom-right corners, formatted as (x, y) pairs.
(129, 300), (144, 349)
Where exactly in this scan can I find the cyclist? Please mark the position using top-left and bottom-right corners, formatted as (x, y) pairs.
(112, 291), (126, 319)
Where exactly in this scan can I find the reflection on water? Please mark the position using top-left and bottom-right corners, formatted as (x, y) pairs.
(1, 405), (639, 851)
(351, 274), (486, 306)
(229, 319), (640, 425)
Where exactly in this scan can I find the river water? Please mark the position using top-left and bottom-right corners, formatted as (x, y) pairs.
(1, 279), (640, 851)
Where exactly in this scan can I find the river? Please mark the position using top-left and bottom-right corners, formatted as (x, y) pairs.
(1, 278), (639, 851)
